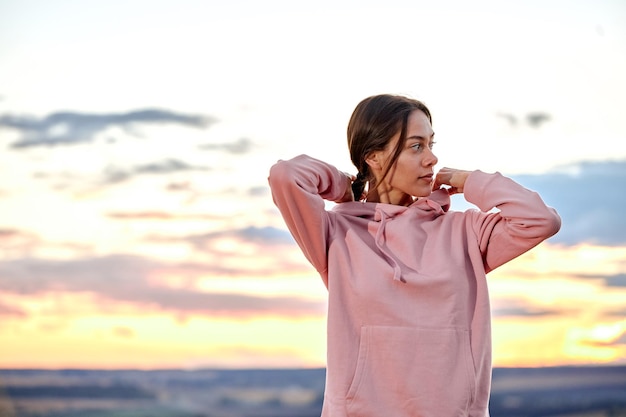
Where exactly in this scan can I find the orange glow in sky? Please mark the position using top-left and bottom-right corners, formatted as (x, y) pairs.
(1, 0), (625, 370)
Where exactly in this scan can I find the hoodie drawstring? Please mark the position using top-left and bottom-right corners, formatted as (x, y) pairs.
(335, 192), (450, 285)
(374, 209), (406, 283)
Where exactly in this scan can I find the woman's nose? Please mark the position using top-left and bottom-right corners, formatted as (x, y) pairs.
(423, 148), (438, 166)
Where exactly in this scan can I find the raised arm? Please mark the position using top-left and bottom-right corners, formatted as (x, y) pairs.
(268, 154), (351, 281)
(462, 170), (561, 273)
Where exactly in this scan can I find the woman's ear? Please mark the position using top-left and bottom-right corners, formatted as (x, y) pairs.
(365, 151), (383, 173)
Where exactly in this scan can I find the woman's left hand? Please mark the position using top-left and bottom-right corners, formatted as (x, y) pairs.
(334, 173), (356, 203)
(432, 167), (472, 195)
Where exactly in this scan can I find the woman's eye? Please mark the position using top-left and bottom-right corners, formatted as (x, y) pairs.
(410, 141), (435, 152)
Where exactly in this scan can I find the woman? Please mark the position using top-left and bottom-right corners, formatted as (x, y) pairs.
(268, 94), (560, 416)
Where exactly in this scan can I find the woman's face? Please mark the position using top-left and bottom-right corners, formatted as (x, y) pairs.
(371, 110), (438, 203)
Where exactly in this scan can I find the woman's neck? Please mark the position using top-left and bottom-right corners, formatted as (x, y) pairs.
(367, 184), (414, 206)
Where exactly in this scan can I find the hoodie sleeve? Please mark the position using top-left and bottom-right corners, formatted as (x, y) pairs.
(268, 154), (349, 280)
(463, 170), (561, 273)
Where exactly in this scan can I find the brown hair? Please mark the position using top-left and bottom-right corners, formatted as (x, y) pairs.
(347, 94), (432, 201)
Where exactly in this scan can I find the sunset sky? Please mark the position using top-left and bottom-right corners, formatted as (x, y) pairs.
(1, 0), (625, 369)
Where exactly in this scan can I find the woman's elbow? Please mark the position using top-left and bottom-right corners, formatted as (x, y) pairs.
(268, 159), (290, 188)
(540, 208), (562, 239)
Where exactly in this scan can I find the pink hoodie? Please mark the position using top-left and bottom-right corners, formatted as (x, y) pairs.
(268, 155), (561, 417)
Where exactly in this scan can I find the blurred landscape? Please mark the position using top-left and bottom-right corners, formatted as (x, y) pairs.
(1, 366), (625, 417)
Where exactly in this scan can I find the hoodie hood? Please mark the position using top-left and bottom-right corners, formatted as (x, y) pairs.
(333, 189), (451, 283)
(332, 188), (451, 219)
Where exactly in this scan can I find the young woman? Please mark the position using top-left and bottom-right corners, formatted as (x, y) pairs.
(268, 94), (560, 416)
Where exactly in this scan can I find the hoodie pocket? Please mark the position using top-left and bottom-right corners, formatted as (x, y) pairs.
(346, 326), (476, 417)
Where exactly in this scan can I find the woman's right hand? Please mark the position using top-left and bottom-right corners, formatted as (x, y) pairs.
(432, 167), (471, 195)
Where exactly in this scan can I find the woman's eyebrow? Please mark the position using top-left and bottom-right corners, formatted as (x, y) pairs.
(407, 132), (435, 141)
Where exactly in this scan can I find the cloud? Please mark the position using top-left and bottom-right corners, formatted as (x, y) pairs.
(573, 273), (626, 288)
(525, 112), (551, 128)
(24, 158), (210, 192)
(248, 186), (269, 197)
(165, 181), (193, 192)
(0, 301), (27, 318)
(0, 228), (93, 258)
(234, 226), (295, 244)
(100, 158), (209, 185)
(106, 211), (225, 221)
(134, 159), (208, 174)
(492, 298), (562, 318)
(0, 225), (308, 321)
(511, 159), (626, 246)
(599, 274), (626, 288)
(198, 137), (253, 154)
(495, 111), (551, 128)
(0, 255), (323, 317)
(496, 112), (518, 127)
(0, 228), (41, 254)
(0, 109), (214, 148)
(582, 331), (626, 347)
(605, 308), (626, 318)
(178, 226), (296, 250)
(142, 226), (309, 281)
(112, 326), (135, 339)
(0, 228), (35, 241)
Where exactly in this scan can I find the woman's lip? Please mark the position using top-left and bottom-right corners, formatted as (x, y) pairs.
(419, 174), (433, 180)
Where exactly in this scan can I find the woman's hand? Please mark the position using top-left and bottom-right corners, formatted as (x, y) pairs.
(432, 167), (472, 195)
(335, 173), (356, 203)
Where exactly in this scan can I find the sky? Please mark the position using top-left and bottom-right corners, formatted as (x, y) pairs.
(0, 0), (625, 369)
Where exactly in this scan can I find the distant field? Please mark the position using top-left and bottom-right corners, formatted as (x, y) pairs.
(1, 366), (625, 417)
